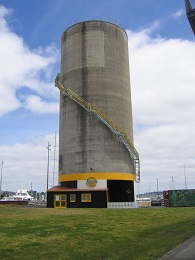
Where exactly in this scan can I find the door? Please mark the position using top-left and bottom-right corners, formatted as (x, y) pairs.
(54, 194), (67, 208)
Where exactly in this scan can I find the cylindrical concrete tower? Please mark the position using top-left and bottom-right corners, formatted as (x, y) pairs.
(58, 20), (138, 203)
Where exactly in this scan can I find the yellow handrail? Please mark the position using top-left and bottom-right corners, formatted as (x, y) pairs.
(55, 74), (140, 182)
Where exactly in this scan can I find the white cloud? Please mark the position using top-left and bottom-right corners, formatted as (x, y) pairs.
(172, 9), (184, 19)
(0, 5), (60, 116)
(0, 5), (11, 31)
(127, 28), (195, 193)
(24, 94), (59, 113)
(1, 133), (58, 192)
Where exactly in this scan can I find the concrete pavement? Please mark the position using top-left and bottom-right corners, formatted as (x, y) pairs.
(158, 235), (195, 259)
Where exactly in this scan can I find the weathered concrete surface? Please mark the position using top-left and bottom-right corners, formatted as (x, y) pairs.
(59, 21), (134, 176)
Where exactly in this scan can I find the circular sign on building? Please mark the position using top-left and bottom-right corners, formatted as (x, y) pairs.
(86, 177), (97, 187)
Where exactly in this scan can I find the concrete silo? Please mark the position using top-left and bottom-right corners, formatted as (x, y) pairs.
(47, 20), (139, 208)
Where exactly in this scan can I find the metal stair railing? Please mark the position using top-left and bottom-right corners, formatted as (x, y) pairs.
(55, 73), (140, 182)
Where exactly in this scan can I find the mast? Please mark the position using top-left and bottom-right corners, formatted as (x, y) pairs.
(53, 132), (57, 187)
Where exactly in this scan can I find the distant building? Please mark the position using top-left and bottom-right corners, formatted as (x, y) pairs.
(185, 0), (195, 34)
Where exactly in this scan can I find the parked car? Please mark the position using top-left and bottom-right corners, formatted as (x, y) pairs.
(151, 198), (162, 206)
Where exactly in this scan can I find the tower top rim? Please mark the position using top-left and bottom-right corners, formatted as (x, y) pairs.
(62, 17), (127, 36)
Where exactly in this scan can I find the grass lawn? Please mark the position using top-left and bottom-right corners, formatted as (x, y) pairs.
(0, 206), (195, 259)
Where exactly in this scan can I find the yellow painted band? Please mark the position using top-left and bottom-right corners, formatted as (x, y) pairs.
(58, 172), (136, 182)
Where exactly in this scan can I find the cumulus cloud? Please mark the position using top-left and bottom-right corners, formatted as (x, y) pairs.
(127, 27), (195, 193)
(24, 95), (59, 113)
(0, 5), (60, 116)
(1, 133), (58, 192)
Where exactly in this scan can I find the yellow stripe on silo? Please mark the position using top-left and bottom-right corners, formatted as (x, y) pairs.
(58, 172), (136, 182)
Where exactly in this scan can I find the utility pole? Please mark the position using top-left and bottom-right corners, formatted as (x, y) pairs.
(53, 132), (57, 187)
(171, 176), (174, 190)
(0, 160), (4, 199)
(31, 182), (33, 196)
(46, 142), (51, 191)
(184, 164), (187, 189)
(157, 178), (158, 197)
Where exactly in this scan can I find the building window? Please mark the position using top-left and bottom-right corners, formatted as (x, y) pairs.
(54, 194), (67, 208)
(70, 194), (76, 202)
(81, 193), (91, 202)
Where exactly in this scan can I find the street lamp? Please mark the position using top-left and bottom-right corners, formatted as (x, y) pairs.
(0, 160), (4, 199)
(46, 142), (51, 191)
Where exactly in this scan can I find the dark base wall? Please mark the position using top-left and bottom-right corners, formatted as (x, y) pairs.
(47, 190), (107, 208)
(108, 180), (134, 202)
(61, 181), (77, 188)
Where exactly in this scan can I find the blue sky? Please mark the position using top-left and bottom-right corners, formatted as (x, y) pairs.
(0, 0), (195, 193)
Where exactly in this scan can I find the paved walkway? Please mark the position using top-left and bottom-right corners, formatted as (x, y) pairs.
(158, 235), (195, 259)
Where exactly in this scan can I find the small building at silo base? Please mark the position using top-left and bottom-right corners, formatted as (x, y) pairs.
(47, 179), (135, 208)
(47, 186), (108, 208)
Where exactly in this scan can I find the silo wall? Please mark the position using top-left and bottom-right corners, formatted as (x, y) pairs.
(59, 21), (135, 185)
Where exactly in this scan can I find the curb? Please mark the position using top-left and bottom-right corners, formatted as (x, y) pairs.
(158, 235), (195, 259)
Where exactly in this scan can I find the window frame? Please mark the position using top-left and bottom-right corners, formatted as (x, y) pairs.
(54, 194), (67, 208)
(81, 193), (91, 202)
(70, 194), (76, 202)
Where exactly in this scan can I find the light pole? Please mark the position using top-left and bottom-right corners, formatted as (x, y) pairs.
(31, 182), (33, 197)
(0, 160), (4, 199)
(184, 164), (187, 189)
(46, 142), (51, 191)
(53, 132), (57, 187)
